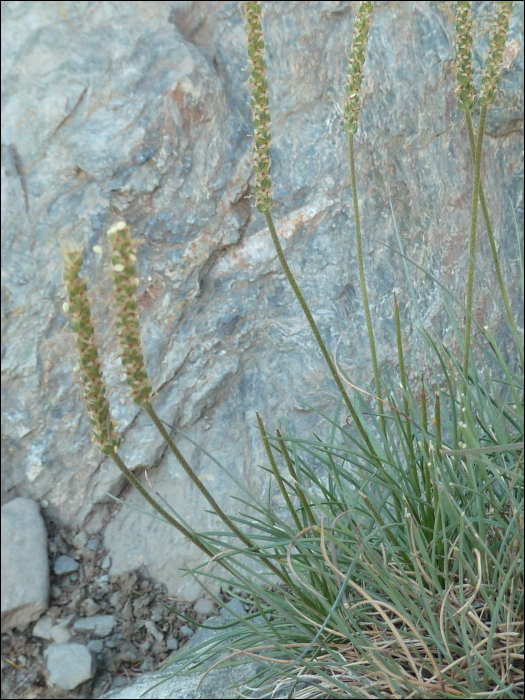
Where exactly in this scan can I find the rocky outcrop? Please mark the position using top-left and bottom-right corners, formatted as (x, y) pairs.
(2, 1), (523, 601)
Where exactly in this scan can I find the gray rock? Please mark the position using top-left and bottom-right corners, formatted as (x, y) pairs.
(87, 639), (105, 654)
(45, 642), (95, 691)
(109, 591), (121, 608)
(32, 615), (54, 640)
(220, 598), (246, 620)
(50, 624), (71, 644)
(166, 637), (179, 651)
(1, 1), (523, 607)
(81, 597), (102, 617)
(53, 555), (79, 576)
(179, 624), (195, 637)
(194, 596), (215, 616)
(1, 498), (49, 632)
(73, 532), (89, 549)
(144, 619), (164, 642)
(73, 614), (116, 637)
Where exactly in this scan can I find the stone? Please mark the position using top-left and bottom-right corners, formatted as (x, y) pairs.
(144, 619), (164, 642)
(82, 598), (102, 617)
(45, 642), (95, 691)
(1, 499), (49, 632)
(166, 637), (179, 651)
(87, 639), (105, 654)
(50, 624), (71, 644)
(32, 615), (54, 640)
(73, 615), (116, 637)
(53, 555), (79, 576)
(220, 598), (246, 620)
(194, 596), (215, 616)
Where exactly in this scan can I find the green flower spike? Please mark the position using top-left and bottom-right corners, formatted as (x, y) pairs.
(455, 1), (475, 113)
(240, 0), (378, 457)
(344, 1), (373, 135)
(344, 3), (383, 433)
(62, 246), (120, 455)
(479, 1), (514, 107)
(107, 221), (152, 405)
(243, 1), (273, 212)
(458, 0), (515, 385)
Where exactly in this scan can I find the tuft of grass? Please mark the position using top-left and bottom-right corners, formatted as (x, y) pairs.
(60, 2), (523, 698)
(157, 3), (522, 697)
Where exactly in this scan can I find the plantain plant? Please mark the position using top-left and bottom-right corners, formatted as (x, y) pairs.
(62, 2), (523, 698)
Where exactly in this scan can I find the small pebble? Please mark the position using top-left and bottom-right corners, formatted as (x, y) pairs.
(194, 597), (215, 616)
(141, 657), (156, 672)
(33, 615), (54, 640)
(139, 640), (151, 654)
(50, 625), (71, 644)
(72, 532), (88, 548)
(144, 620), (164, 642)
(109, 591), (121, 607)
(81, 598), (101, 617)
(220, 598), (246, 620)
(179, 625), (194, 637)
(53, 555), (79, 575)
(87, 639), (104, 654)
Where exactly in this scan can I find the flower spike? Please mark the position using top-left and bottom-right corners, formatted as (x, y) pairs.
(62, 245), (120, 454)
(243, 1), (273, 212)
(107, 222), (152, 405)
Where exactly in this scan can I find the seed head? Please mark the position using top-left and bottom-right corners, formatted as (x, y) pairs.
(479, 1), (514, 107)
(242, 1), (273, 212)
(62, 246), (120, 454)
(107, 222), (152, 405)
(344, 1), (373, 135)
(454, 2), (475, 113)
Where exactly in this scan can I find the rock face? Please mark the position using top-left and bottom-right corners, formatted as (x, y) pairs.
(2, 2), (523, 598)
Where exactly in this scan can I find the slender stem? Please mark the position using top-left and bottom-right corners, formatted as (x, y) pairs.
(257, 413), (303, 532)
(348, 132), (385, 436)
(394, 293), (414, 462)
(463, 105), (488, 385)
(141, 401), (290, 585)
(464, 111), (523, 372)
(433, 392), (442, 456)
(262, 209), (377, 458)
(109, 451), (215, 558)
(276, 429), (317, 527)
(110, 453), (289, 593)
(420, 377), (432, 506)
